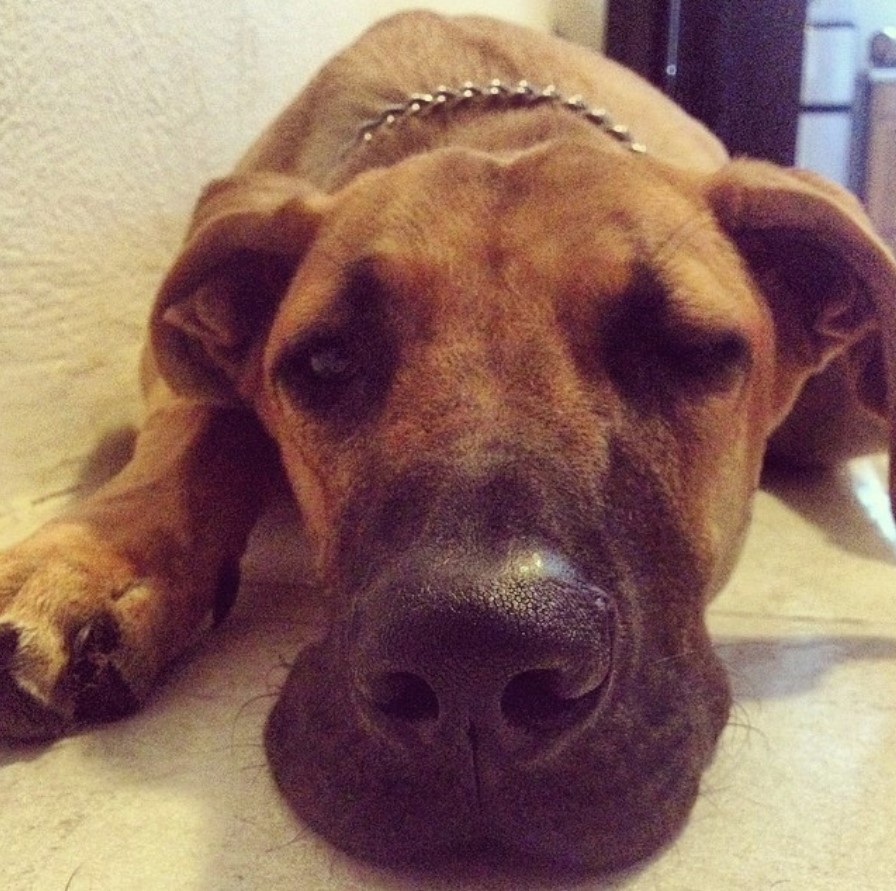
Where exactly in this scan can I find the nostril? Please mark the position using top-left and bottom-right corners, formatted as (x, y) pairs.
(368, 671), (439, 722)
(501, 668), (606, 731)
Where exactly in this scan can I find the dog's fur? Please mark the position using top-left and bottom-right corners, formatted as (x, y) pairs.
(2, 11), (896, 873)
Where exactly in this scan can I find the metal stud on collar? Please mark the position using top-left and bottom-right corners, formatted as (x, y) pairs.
(352, 79), (647, 154)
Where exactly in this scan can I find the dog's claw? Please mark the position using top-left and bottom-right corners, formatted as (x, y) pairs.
(0, 621), (67, 742)
(0, 609), (141, 737)
(68, 613), (139, 724)
(0, 527), (146, 742)
(0, 675), (66, 742)
(0, 611), (138, 739)
(72, 611), (121, 659)
(212, 559), (241, 626)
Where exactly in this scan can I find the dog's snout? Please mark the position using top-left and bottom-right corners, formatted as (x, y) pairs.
(352, 550), (614, 750)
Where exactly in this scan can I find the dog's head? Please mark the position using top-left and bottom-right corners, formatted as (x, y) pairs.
(151, 139), (896, 871)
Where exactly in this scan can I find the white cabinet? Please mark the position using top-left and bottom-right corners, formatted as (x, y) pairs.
(865, 73), (896, 249)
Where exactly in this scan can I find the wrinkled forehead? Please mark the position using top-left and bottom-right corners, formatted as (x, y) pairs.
(336, 143), (709, 255)
(278, 142), (748, 332)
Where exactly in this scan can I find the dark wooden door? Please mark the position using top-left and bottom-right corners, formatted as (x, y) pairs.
(606, 0), (805, 166)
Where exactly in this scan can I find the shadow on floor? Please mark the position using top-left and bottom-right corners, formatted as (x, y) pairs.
(716, 632), (896, 702)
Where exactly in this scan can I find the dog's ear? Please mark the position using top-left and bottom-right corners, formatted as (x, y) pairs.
(150, 172), (326, 402)
(707, 159), (896, 502)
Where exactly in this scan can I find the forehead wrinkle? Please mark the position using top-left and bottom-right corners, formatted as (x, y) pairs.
(650, 207), (721, 270)
(645, 207), (766, 330)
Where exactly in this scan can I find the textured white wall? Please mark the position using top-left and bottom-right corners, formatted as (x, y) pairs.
(554, 0), (608, 50)
(0, 0), (551, 525)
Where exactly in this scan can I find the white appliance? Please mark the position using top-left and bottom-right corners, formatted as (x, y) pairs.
(795, 0), (858, 187)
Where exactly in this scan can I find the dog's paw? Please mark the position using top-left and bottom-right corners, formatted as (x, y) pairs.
(0, 524), (164, 742)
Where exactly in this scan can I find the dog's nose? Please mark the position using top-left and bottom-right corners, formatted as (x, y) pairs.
(351, 550), (614, 751)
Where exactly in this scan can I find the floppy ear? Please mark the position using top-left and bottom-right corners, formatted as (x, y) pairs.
(706, 159), (896, 510)
(150, 172), (325, 402)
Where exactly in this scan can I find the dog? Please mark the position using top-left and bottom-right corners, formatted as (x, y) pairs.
(2, 10), (895, 874)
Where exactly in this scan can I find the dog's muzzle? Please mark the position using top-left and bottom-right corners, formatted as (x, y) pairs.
(265, 490), (728, 872)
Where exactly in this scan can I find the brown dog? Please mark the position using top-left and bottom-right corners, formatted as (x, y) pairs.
(2, 11), (896, 874)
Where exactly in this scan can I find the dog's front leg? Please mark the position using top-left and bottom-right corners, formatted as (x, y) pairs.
(0, 381), (275, 741)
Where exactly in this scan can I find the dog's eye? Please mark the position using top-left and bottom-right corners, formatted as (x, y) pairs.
(307, 341), (359, 382)
(606, 321), (750, 408)
(274, 321), (395, 425)
(658, 329), (750, 381)
(274, 335), (362, 411)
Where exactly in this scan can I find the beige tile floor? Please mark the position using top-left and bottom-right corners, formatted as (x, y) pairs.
(2, 455), (895, 890)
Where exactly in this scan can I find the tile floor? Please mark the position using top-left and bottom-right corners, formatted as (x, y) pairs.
(2, 456), (895, 890)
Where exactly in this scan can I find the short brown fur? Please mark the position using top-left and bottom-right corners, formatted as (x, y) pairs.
(2, 11), (895, 873)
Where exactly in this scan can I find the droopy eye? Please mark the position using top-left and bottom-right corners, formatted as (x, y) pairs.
(274, 334), (362, 413)
(605, 321), (750, 408)
(306, 339), (359, 382)
(658, 329), (750, 380)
